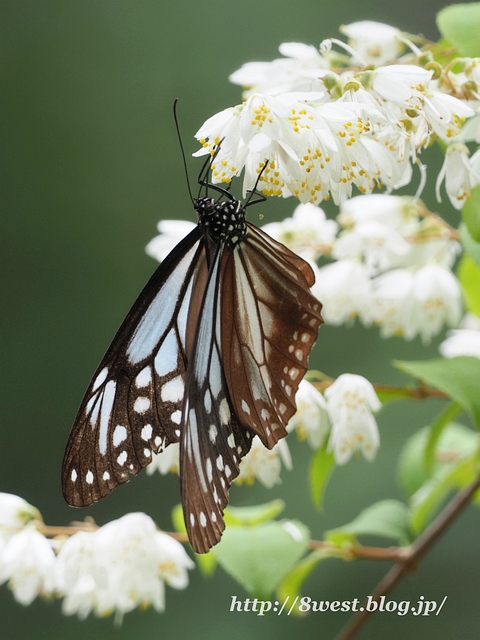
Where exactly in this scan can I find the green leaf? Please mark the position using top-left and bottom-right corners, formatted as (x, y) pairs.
(395, 357), (480, 428)
(410, 454), (479, 533)
(171, 504), (187, 534)
(213, 520), (310, 599)
(277, 548), (333, 615)
(458, 255), (480, 318)
(463, 186), (480, 242)
(325, 500), (411, 546)
(224, 500), (285, 526)
(425, 402), (463, 473)
(309, 445), (335, 509)
(398, 421), (479, 496)
(460, 222), (480, 266)
(437, 3), (480, 56)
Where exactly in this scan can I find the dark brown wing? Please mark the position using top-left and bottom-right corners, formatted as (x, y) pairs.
(221, 223), (323, 448)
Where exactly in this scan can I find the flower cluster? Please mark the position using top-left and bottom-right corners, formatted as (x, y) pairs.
(289, 377), (381, 464)
(303, 194), (462, 343)
(0, 495), (193, 619)
(194, 21), (480, 209)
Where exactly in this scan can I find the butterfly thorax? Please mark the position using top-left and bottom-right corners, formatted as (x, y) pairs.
(195, 196), (247, 247)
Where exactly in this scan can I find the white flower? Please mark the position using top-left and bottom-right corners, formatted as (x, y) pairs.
(423, 89), (474, 141)
(146, 220), (196, 263)
(287, 380), (330, 449)
(235, 437), (292, 488)
(55, 531), (111, 619)
(0, 527), (56, 605)
(409, 265), (462, 341)
(312, 259), (372, 326)
(229, 42), (329, 96)
(0, 493), (41, 534)
(439, 329), (480, 358)
(436, 142), (480, 210)
(371, 265), (462, 342)
(340, 21), (403, 65)
(439, 314), (480, 358)
(370, 65), (432, 108)
(261, 202), (338, 260)
(333, 220), (410, 274)
(146, 443), (180, 476)
(370, 268), (415, 338)
(155, 531), (194, 589)
(337, 193), (420, 235)
(56, 513), (193, 620)
(194, 91), (411, 205)
(325, 374), (381, 464)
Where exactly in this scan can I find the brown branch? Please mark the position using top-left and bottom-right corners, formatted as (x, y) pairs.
(308, 540), (409, 562)
(312, 380), (448, 400)
(333, 475), (480, 640)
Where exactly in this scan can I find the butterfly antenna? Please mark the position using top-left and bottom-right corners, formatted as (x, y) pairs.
(243, 158), (269, 208)
(173, 99), (195, 205)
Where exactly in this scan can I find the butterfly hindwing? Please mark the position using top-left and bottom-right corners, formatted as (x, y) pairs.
(221, 223), (323, 449)
(62, 227), (205, 506)
(181, 243), (253, 553)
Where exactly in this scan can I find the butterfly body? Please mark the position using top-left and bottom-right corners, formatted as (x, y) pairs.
(63, 183), (323, 553)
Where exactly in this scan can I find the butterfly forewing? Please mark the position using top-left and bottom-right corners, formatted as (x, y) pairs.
(221, 223), (323, 449)
(62, 228), (205, 506)
(181, 243), (253, 554)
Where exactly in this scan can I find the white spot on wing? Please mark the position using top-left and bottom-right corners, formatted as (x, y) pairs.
(135, 366), (152, 388)
(204, 390), (212, 413)
(209, 425), (217, 443)
(134, 397), (150, 414)
(241, 400), (250, 414)
(200, 512), (207, 527)
(227, 434), (235, 448)
(103, 471), (110, 481)
(92, 367), (108, 392)
(99, 380), (116, 455)
(161, 375), (184, 403)
(113, 425), (127, 447)
(219, 398), (230, 425)
(154, 328), (179, 377)
(86, 471), (94, 484)
(117, 451), (127, 466)
(206, 457), (213, 481)
(141, 424), (153, 441)
(171, 410), (182, 424)
(71, 469), (77, 482)
(216, 455), (224, 471)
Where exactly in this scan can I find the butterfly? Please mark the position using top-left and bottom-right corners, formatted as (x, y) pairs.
(62, 157), (323, 554)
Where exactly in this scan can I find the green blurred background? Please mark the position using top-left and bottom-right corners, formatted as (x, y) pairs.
(1, 1), (479, 638)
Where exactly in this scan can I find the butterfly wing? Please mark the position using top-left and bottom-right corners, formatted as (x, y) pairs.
(221, 223), (323, 448)
(62, 227), (205, 507)
(180, 242), (253, 554)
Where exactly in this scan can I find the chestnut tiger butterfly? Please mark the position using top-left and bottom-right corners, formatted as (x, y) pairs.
(62, 148), (323, 554)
